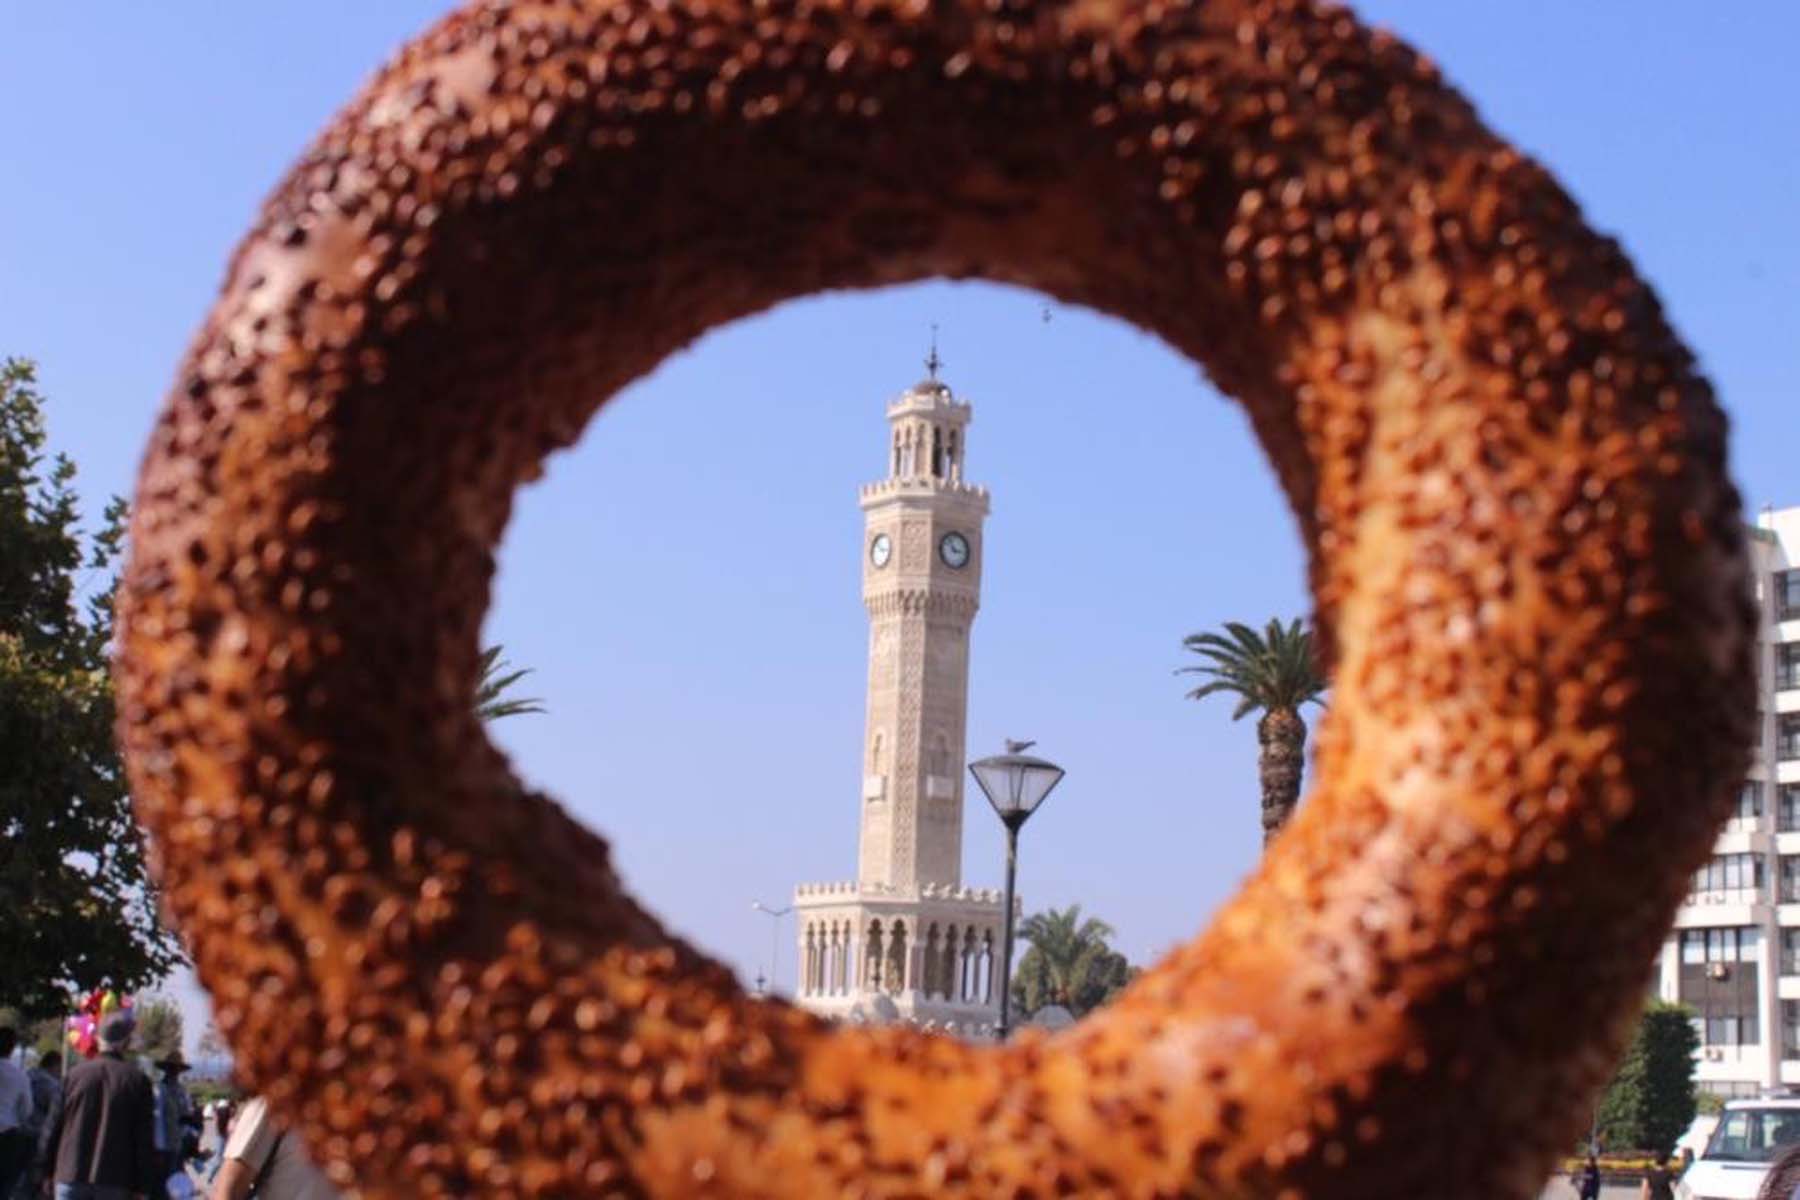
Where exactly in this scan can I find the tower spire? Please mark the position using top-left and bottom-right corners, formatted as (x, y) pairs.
(925, 324), (942, 381)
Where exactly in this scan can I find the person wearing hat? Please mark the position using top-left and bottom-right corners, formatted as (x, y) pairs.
(150, 1053), (197, 1195)
(38, 1011), (160, 1199)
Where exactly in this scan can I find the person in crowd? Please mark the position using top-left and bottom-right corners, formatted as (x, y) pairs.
(14, 1052), (63, 1200)
(1575, 1151), (1601, 1200)
(1640, 1150), (1677, 1200)
(163, 1130), (207, 1200)
(38, 1012), (159, 1200)
(0, 1029), (33, 1198)
(210, 1102), (232, 1150)
(200, 1102), (235, 1188)
(150, 1055), (196, 1193)
(208, 1097), (337, 1200)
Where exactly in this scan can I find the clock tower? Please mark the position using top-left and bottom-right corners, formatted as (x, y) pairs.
(856, 353), (989, 890)
(791, 350), (1007, 1035)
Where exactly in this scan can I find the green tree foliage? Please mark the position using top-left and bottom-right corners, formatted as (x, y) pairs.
(1178, 618), (1328, 842)
(1009, 905), (1137, 1019)
(475, 644), (545, 721)
(133, 994), (183, 1063)
(1595, 1001), (1699, 1155)
(0, 358), (182, 1019)
(0, 1008), (65, 1058)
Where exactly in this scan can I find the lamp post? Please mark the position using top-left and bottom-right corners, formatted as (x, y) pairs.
(968, 740), (1066, 1041)
(751, 901), (792, 996)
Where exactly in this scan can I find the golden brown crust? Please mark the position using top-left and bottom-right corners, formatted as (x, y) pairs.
(116, 0), (1754, 1195)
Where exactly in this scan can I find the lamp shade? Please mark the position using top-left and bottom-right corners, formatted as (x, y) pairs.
(968, 751), (1065, 827)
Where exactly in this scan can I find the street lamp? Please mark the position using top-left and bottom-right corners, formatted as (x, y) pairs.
(751, 901), (792, 996)
(968, 740), (1066, 1040)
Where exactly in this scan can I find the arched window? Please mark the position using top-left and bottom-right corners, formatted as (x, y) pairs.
(886, 921), (909, 995)
(960, 927), (977, 1001)
(865, 920), (885, 990)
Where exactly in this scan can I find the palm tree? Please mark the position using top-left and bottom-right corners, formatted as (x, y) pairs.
(1009, 905), (1133, 1018)
(475, 644), (545, 721)
(1178, 618), (1326, 843)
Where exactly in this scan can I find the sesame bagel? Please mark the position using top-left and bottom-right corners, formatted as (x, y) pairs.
(116, 0), (1754, 1195)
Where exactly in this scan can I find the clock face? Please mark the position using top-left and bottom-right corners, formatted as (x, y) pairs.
(939, 531), (970, 569)
(869, 533), (892, 568)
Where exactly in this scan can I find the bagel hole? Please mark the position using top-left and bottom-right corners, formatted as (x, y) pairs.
(481, 280), (1307, 1003)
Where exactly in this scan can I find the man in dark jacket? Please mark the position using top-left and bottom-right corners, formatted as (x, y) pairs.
(39, 1012), (160, 1200)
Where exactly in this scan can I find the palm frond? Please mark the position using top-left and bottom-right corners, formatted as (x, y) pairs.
(476, 644), (546, 721)
(1179, 616), (1327, 717)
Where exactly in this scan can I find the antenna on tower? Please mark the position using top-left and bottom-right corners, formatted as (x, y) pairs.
(925, 324), (943, 381)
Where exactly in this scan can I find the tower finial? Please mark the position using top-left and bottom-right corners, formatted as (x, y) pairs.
(925, 324), (942, 381)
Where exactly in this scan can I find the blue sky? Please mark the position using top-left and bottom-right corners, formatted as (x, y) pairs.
(4, 5), (1796, 1043)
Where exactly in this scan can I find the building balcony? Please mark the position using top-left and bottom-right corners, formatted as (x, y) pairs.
(1678, 900), (1766, 930)
(1717, 822), (1770, 846)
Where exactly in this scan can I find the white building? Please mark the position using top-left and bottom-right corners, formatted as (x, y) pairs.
(791, 358), (1008, 1035)
(1658, 505), (1800, 1097)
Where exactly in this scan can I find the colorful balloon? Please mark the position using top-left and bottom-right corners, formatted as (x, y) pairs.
(66, 988), (132, 1058)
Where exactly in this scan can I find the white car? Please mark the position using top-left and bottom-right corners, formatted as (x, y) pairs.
(1678, 1096), (1800, 1200)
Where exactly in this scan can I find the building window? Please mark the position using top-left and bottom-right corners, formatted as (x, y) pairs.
(1702, 1080), (1763, 1100)
(1783, 856), (1800, 903)
(1782, 787), (1800, 833)
(1788, 1000), (1800, 1057)
(1782, 715), (1800, 763)
(1780, 643), (1800, 692)
(1785, 929), (1800, 977)
(1728, 783), (1765, 833)
(1694, 853), (1765, 901)
(1779, 570), (1800, 622)
(1678, 927), (1761, 1047)
(1680, 927), (1762, 964)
